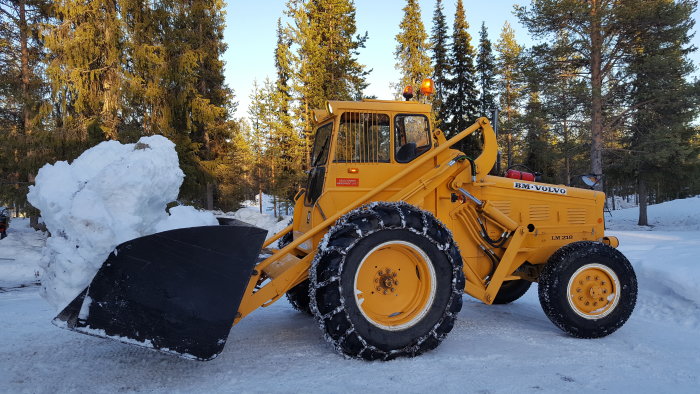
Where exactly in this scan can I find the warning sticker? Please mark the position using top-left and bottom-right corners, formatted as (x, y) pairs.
(336, 178), (359, 187)
(514, 181), (567, 195)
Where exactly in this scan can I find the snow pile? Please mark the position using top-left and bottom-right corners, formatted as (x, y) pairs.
(154, 205), (218, 233)
(222, 206), (290, 240)
(606, 195), (700, 230)
(27, 136), (217, 310)
(0, 218), (46, 288)
(613, 231), (700, 328)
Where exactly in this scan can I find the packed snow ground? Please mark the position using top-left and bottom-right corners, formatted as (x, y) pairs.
(1, 198), (699, 392)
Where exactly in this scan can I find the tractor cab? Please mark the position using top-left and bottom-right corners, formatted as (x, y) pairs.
(294, 99), (443, 245)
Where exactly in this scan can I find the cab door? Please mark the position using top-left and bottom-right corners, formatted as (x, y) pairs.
(298, 121), (333, 241)
(323, 111), (393, 213)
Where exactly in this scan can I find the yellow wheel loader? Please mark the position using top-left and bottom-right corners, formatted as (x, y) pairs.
(55, 89), (637, 361)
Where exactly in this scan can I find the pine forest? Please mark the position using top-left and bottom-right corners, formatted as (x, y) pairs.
(1, 0), (699, 226)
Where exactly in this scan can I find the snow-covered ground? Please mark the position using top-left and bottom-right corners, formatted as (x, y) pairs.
(606, 195), (700, 231)
(1, 198), (698, 392)
(213, 192), (293, 239)
(0, 218), (45, 289)
(240, 192), (295, 217)
(607, 195), (639, 211)
(218, 205), (291, 241)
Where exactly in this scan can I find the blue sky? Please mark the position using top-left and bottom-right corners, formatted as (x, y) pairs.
(223, 1), (700, 117)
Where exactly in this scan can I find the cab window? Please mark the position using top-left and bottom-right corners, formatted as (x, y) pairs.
(305, 121), (333, 206)
(310, 121), (333, 167)
(395, 114), (431, 163)
(334, 112), (390, 163)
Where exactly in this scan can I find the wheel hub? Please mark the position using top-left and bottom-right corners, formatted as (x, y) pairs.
(567, 264), (620, 319)
(354, 241), (437, 331)
(375, 268), (399, 295)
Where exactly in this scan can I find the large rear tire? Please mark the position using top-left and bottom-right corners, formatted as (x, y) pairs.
(310, 202), (464, 360)
(538, 241), (637, 338)
(286, 280), (312, 315)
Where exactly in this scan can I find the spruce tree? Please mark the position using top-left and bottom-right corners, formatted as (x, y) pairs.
(209, 118), (252, 212)
(4, 0), (242, 211)
(443, 0), (479, 154)
(520, 53), (556, 180)
(287, 0), (369, 110)
(495, 21), (524, 169)
(286, 0), (370, 166)
(247, 79), (275, 213)
(0, 0), (50, 212)
(539, 33), (589, 185)
(275, 18), (294, 129)
(273, 19), (304, 211)
(394, 0), (433, 101)
(233, 119), (258, 203)
(476, 22), (496, 119)
(516, 0), (634, 189)
(303, 0), (369, 107)
(429, 0), (450, 124)
(45, 0), (124, 141)
(0, 0), (48, 136)
(121, 1), (167, 139)
(618, 0), (699, 225)
(155, 0), (232, 209)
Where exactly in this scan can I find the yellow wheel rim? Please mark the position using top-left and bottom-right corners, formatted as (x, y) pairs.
(353, 241), (436, 331)
(567, 264), (620, 319)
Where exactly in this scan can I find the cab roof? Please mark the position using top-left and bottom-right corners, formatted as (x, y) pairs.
(313, 99), (433, 125)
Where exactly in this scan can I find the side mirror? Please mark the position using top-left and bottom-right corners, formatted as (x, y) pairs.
(581, 174), (602, 189)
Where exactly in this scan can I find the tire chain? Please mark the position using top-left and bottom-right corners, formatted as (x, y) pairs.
(309, 201), (465, 360)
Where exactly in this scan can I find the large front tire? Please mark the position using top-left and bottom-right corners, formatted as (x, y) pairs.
(493, 279), (532, 305)
(286, 280), (312, 315)
(310, 202), (464, 360)
(538, 241), (637, 338)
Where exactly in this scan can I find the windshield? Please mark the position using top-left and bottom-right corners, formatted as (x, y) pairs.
(335, 112), (390, 163)
(310, 122), (333, 167)
(395, 114), (431, 163)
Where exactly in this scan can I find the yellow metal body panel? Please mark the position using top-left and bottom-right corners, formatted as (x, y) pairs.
(235, 100), (610, 324)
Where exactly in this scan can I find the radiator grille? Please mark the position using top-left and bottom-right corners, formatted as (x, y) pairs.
(568, 208), (588, 224)
(529, 205), (550, 221)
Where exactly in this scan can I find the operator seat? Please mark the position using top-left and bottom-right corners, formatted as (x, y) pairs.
(395, 142), (417, 163)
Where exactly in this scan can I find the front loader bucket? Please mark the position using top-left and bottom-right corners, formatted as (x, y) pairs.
(54, 219), (267, 361)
